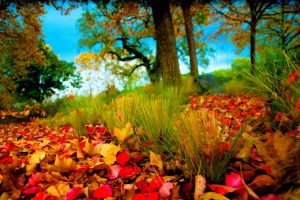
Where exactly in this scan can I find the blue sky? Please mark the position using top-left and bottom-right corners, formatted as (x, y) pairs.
(41, 5), (249, 95)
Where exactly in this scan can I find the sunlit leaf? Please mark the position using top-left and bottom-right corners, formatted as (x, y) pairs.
(100, 143), (121, 165)
(46, 182), (70, 197)
(29, 151), (46, 165)
(54, 155), (77, 172)
(114, 122), (133, 143)
(150, 151), (163, 171)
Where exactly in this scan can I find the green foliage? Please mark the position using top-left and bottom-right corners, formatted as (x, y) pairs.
(15, 44), (81, 103)
(45, 94), (107, 135)
(244, 48), (300, 123)
(206, 57), (251, 95)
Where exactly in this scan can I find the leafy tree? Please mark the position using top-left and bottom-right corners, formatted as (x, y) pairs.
(209, 0), (278, 74)
(15, 44), (82, 102)
(0, 2), (47, 107)
(76, 1), (160, 83)
(258, 0), (300, 52)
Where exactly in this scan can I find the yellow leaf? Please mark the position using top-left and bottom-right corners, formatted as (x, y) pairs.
(29, 151), (46, 165)
(201, 192), (230, 200)
(100, 143), (121, 165)
(46, 181), (70, 197)
(54, 155), (77, 172)
(114, 122), (133, 143)
(83, 187), (89, 198)
(194, 175), (206, 200)
(0, 192), (10, 200)
(71, 139), (84, 159)
(150, 151), (163, 170)
(26, 164), (37, 175)
(83, 139), (102, 155)
(46, 185), (60, 197)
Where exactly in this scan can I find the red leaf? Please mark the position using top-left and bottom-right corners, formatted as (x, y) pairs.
(159, 182), (174, 198)
(64, 186), (82, 200)
(0, 155), (13, 164)
(118, 166), (136, 178)
(31, 191), (45, 200)
(236, 188), (248, 200)
(136, 180), (150, 193)
(22, 186), (40, 195)
(147, 192), (159, 200)
(132, 193), (148, 200)
(225, 172), (243, 188)
(294, 98), (300, 111)
(208, 184), (239, 195)
(287, 68), (300, 85)
(107, 164), (121, 180)
(133, 163), (141, 173)
(93, 184), (112, 198)
(251, 153), (263, 162)
(85, 124), (95, 134)
(2, 141), (18, 152)
(260, 194), (279, 200)
(116, 151), (130, 165)
(149, 176), (164, 189)
(95, 124), (107, 134)
(26, 172), (42, 187)
(132, 192), (160, 200)
(274, 112), (282, 122)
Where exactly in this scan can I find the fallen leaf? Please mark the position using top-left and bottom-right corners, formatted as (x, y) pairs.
(93, 184), (113, 198)
(202, 192), (230, 200)
(159, 182), (173, 199)
(116, 151), (130, 165)
(46, 181), (70, 197)
(149, 176), (164, 189)
(114, 122), (133, 143)
(100, 143), (121, 165)
(150, 151), (163, 171)
(107, 164), (121, 180)
(64, 186), (83, 200)
(119, 166), (136, 178)
(194, 175), (206, 200)
(31, 191), (45, 200)
(225, 172), (243, 188)
(54, 155), (77, 172)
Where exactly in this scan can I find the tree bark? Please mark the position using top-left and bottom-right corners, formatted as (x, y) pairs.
(250, 19), (256, 75)
(150, 0), (181, 85)
(181, 0), (199, 79)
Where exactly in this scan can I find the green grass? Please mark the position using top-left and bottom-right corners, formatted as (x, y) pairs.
(174, 109), (245, 183)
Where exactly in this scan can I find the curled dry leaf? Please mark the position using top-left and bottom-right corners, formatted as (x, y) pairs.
(194, 175), (206, 200)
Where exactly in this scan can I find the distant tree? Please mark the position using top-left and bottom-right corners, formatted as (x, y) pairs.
(15, 44), (81, 102)
(258, 0), (300, 52)
(209, 0), (277, 74)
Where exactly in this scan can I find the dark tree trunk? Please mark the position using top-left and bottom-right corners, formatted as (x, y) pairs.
(250, 19), (256, 75)
(181, 0), (199, 79)
(150, 0), (181, 85)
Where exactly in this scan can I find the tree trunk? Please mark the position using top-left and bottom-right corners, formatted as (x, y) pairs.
(181, 0), (199, 79)
(150, 0), (181, 85)
(250, 19), (256, 75)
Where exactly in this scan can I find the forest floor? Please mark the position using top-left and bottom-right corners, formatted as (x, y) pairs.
(0, 94), (299, 200)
